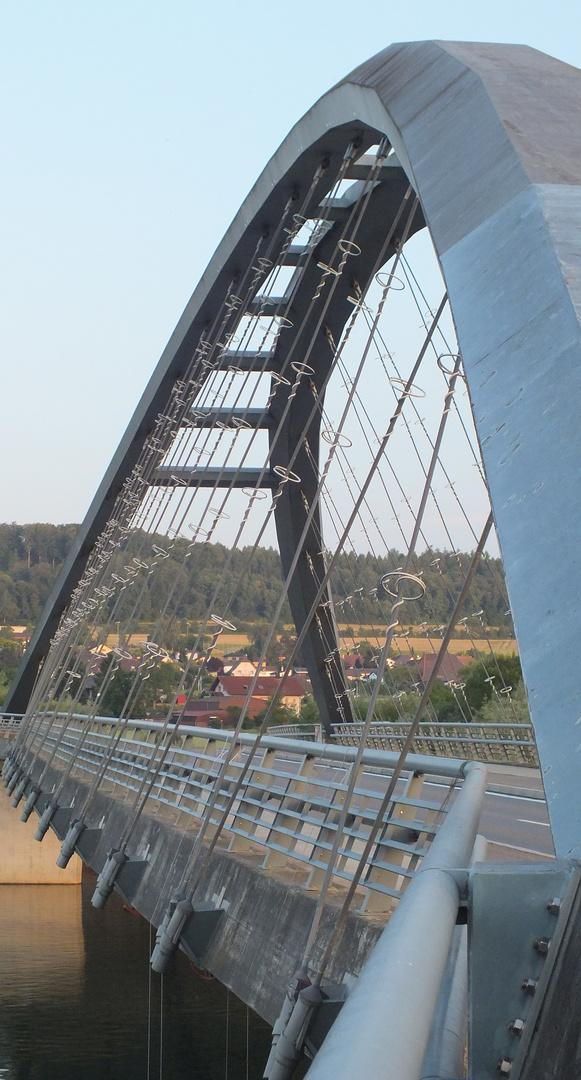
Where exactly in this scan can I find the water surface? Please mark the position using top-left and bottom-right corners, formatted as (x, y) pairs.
(0, 870), (271, 1079)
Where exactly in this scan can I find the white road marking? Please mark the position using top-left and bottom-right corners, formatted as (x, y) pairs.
(486, 838), (553, 858)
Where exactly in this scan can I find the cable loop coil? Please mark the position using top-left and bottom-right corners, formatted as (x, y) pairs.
(210, 615), (237, 631)
(321, 430), (352, 448)
(379, 571), (426, 602)
(273, 465), (301, 483)
(375, 271), (405, 291)
(390, 377), (426, 399)
(437, 352), (464, 377)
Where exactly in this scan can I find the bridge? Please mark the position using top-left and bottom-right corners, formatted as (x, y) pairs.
(3, 38), (581, 1080)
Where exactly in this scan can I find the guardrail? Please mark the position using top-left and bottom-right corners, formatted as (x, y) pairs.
(266, 723), (321, 740)
(331, 721), (538, 766)
(0, 713), (22, 738)
(9, 713), (478, 914)
(268, 720), (538, 766)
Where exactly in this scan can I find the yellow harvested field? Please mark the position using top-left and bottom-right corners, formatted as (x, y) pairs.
(105, 633), (148, 647)
(339, 635), (518, 656)
(213, 634), (251, 653)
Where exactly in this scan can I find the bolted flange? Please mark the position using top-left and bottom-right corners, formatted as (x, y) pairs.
(34, 799), (58, 841)
(20, 785), (40, 822)
(57, 818), (86, 868)
(91, 849), (129, 909)
(6, 767), (23, 796)
(151, 898), (194, 973)
(11, 775), (29, 807)
(508, 1018), (525, 1036)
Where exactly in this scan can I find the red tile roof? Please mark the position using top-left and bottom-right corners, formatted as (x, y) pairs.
(216, 675), (309, 698)
(393, 652), (470, 683)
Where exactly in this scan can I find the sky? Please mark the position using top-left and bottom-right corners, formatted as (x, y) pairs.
(2, 0), (580, 528)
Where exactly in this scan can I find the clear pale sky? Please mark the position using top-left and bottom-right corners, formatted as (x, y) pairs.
(2, 0), (580, 526)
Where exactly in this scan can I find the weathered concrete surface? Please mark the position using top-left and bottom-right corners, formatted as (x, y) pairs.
(14, 759), (387, 1025)
(0, 791), (81, 884)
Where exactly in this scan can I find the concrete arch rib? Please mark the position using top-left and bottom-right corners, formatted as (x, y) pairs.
(7, 42), (581, 857)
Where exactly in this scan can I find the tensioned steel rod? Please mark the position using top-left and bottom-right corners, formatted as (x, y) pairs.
(312, 511), (493, 981)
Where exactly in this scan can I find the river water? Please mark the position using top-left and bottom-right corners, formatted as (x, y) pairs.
(0, 870), (271, 1080)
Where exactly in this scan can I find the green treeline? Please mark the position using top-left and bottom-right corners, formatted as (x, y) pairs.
(0, 522), (513, 636)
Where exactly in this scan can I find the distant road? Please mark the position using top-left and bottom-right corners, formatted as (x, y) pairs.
(277, 754), (554, 859)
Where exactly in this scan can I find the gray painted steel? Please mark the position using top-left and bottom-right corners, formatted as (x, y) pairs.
(7, 42), (581, 856)
(304, 762), (487, 1080)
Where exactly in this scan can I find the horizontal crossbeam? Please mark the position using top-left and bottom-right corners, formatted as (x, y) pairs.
(150, 466), (276, 488)
(186, 408), (273, 429)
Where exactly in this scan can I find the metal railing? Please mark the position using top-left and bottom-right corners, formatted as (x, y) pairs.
(0, 713), (22, 737)
(330, 721), (538, 766)
(265, 719), (537, 765)
(304, 763), (488, 1080)
(266, 723), (320, 740)
(12, 713), (478, 913)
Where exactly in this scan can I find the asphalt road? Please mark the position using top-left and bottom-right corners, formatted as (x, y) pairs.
(280, 756), (555, 858)
(424, 779), (554, 857)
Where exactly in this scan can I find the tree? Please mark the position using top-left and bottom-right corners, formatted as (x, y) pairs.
(462, 654), (522, 711)
(247, 622), (284, 667)
(253, 695), (298, 728)
(425, 681), (465, 724)
(0, 632), (22, 681)
(298, 694), (321, 726)
(476, 682), (530, 725)
(93, 655), (183, 719)
(224, 704), (243, 728)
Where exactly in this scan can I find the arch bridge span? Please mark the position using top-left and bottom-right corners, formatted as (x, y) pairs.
(5, 40), (581, 1080)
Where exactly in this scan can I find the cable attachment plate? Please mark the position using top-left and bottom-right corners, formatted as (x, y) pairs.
(34, 797), (59, 842)
(57, 817), (87, 868)
(11, 773), (30, 807)
(20, 783), (41, 822)
(91, 849), (130, 909)
(151, 899), (225, 974)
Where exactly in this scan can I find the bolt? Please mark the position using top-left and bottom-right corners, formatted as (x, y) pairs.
(497, 1060), (512, 1075)
(547, 897), (561, 916)
(533, 937), (550, 954)
(521, 977), (538, 995)
(508, 1018), (525, 1036)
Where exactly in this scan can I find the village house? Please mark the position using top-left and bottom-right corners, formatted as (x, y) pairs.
(210, 673), (310, 714)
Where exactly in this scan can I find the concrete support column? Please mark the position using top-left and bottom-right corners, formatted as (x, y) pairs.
(0, 793), (81, 884)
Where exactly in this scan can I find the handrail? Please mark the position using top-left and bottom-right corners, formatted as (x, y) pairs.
(10, 712), (480, 912)
(30, 713), (475, 779)
(266, 718), (538, 765)
(304, 763), (488, 1080)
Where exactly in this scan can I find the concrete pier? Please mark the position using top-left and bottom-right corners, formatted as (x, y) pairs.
(0, 792), (81, 884)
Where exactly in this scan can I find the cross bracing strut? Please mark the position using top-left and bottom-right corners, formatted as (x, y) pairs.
(150, 467), (277, 488)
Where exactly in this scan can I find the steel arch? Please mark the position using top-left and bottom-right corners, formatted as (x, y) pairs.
(8, 41), (581, 857)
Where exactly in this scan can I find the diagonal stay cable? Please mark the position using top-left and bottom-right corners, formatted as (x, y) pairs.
(179, 293), (447, 899)
(311, 509), (494, 983)
(296, 354), (466, 969)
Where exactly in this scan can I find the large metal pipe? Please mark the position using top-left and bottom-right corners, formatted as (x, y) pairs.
(20, 713), (473, 781)
(305, 763), (487, 1080)
(420, 926), (467, 1080)
(420, 834), (488, 1080)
